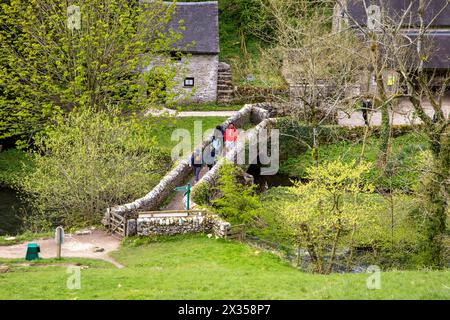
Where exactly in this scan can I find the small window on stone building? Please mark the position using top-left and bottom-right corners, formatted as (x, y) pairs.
(184, 77), (194, 87)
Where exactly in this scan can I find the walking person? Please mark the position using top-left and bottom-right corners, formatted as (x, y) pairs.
(212, 126), (223, 156)
(361, 97), (373, 126)
(204, 143), (216, 170)
(190, 149), (203, 183)
(224, 122), (238, 153)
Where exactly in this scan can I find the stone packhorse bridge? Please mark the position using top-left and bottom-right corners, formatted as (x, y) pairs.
(102, 98), (448, 238)
(102, 103), (277, 238)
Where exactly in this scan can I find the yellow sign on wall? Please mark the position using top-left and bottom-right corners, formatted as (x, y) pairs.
(387, 75), (396, 86)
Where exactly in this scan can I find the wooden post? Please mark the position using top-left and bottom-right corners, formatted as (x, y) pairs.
(55, 226), (64, 259)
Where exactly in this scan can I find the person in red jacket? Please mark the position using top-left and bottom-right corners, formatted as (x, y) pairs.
(224, 122), (237, 152)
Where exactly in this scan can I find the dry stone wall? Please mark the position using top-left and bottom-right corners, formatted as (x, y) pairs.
(136, 214), (231, 237)
(105, 103), (276, 219)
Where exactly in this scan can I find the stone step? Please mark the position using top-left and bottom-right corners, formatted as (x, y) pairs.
(217, 84), (233, 90)
(218, 76), (232, 81)
(217, 83), (233, 88)
(218, 90), (234, 95)
(218, 62), (231, 69)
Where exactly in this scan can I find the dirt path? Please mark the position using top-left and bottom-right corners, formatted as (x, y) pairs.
(0, 230), (124, 269)
(144, 107), (238, 118)
(162, 167), (210, 211)
(338, 96), (450, 126)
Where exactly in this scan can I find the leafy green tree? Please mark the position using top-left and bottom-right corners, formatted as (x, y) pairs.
(0, 0), (182, 145)
(212, 162), (261, 225)
(17, 108), (171, 231)
(280, 160), (376, 273)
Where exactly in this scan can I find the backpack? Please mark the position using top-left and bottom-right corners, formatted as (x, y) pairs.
(212, 139), (221, 151)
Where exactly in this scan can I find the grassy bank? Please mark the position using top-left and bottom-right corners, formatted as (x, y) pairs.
(280, 132), (430, 191)
(0, 235), (448, 299)
(148, 116), (227, 152)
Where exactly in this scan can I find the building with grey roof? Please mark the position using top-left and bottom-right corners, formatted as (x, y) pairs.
(166, 1), (221, 103)
(331, 0), (450, 96)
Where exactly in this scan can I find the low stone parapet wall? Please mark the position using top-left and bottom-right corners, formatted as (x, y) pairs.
(136, 214), (231, 237)
(190, 117), (278, 206)
(104, 103), (276, 220)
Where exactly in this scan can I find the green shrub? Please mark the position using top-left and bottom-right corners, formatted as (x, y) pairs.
(255, 186), (424, 269)
(18, 108), (171, 230)
(279, 132), (430, 191)
(0, 149), (34, 187)
(277, 160), (376, 273)
(191, 181), (211, 206)
(211, 162), (260, 224)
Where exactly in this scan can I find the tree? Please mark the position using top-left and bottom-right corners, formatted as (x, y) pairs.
(280, 160), (375, 273)
(262, 0), (364, 122)
(261, 0), (367, 168)
(222, 0), (272, 62)
(211, 161), (261, 225)
(339, 0), (450, 267)
(0, 0), (182, 146)
(18, 108), (171, 231)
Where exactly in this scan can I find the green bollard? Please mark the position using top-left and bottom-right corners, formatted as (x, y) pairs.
(25, 243), (40, 261)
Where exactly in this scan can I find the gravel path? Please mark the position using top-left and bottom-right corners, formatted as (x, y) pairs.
(144, 107), (238, 118)
(0, 230), (124, 268)
(338, 96), (450, 126)
(162, 166), (210, 211)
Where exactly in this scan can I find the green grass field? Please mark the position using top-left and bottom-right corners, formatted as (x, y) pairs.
(147, 116), (227, 152)
(0, 235), (448, 299)
(280, 133), (431, 191)
(169, 103), (243, 112)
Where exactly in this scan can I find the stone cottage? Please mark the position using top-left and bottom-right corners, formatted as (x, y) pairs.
(142, 1), (233, 104)
(165, 1), (229, 104)
(333, 0), (450, 94)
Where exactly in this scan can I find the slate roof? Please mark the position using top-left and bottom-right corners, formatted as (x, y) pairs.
(404, 30), (450, 69)
(346, 0), (450, 28)
(165, 1), (219, 54)
(345, 0), (450, 68)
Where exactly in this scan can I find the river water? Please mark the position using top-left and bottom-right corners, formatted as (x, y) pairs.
(0, 187), (26, 235)
(247, 164), (295, 192)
